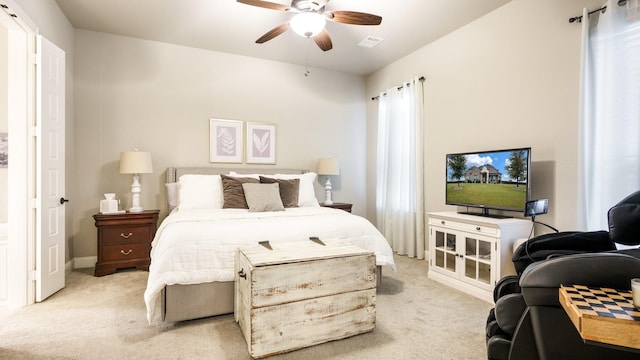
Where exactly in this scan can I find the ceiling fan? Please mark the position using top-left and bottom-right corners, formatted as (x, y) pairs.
(237, 0), (382, 51)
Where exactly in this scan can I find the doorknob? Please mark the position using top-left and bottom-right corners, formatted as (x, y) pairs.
(59, 197), (69, 205)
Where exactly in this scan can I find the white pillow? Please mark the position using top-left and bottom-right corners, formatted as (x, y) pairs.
(177, 174), (223, 211)
(274, 172), (319, 207)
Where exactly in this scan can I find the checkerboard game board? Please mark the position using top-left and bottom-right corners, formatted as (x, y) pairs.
(562, 284), (640, 322)
(560, 284), (640, 350)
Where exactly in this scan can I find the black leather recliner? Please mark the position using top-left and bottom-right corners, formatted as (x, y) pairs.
(511, 230), (615, 274)
(486, 190), (640, 360)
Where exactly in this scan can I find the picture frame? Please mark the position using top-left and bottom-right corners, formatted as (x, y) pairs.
(209, 119), (243, 163)
(246, 122), (276, 164)
(0, 133), (7, 168)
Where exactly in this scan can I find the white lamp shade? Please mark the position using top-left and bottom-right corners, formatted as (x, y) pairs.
(119, 151), (153, 174)
(318, 157), (339, 175)
(290, 12), (326, 37)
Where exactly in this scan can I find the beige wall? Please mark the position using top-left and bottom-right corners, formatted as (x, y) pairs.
(73, 30), (367, 258)
(365, 0), (604, 235)
(16, 0), (610, 261)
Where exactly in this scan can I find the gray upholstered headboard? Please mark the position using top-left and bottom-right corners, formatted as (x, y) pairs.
(166, 167), (308, 183)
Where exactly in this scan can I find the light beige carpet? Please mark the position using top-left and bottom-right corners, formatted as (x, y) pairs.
(0, 255), (493, 359)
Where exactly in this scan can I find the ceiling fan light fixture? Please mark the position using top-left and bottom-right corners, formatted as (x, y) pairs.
(290, 12), (326, 38)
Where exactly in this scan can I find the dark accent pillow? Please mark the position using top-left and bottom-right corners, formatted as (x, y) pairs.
(220, 174), (259, 209)
(259, 176), (299, 208)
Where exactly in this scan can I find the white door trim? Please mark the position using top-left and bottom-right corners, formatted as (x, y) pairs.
(1, 0), (38, 308)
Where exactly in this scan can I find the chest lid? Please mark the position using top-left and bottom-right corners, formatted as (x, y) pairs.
(238, 239), (372, 267)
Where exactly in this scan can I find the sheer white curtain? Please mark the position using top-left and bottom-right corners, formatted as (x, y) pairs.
(376, 77), (425, 259)
(578, 0), (640, 232)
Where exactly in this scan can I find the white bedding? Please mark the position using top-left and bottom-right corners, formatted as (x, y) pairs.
(144, 206), (395, 323)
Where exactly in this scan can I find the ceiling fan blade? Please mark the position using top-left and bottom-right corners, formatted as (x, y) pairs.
(327, 11), (382, 25)
(313, 29), (333, 51)
(256, 23), (290, 43)
(237, 0), (290, 11)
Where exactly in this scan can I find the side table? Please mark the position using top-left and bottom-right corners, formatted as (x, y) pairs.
(93, 210), (159, 277)
(320, 202), (353, 213)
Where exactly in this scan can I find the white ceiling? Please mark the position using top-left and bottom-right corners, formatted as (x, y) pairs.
(55, 0), (511, 76)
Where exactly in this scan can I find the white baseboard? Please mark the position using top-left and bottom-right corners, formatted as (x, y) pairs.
(73, 256), (97, 270)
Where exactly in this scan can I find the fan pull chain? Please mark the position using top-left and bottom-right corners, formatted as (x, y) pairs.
(304, 39), (311, 77)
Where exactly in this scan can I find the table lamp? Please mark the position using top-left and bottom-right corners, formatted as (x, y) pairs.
(119, 149), (153, 212)
(317, 157), (339, 205)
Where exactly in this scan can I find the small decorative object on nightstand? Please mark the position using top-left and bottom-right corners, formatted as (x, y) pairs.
(321, 202), (352, 213)
(93, 210), (159, 277)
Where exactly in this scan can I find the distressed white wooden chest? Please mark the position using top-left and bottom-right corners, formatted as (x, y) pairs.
(234, 239), (377, 358)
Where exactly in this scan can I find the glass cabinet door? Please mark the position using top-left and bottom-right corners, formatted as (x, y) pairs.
(433, 228), (457, 273)
(464, 236), (493, 285)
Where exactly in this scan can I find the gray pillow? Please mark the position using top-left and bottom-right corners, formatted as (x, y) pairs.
(259, 176), (299, 208)
(242, 183), (285, 212)
(221, 174), (259, 209)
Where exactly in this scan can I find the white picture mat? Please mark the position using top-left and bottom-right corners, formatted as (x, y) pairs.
(209, 118), (243, 163)
(246, 122), (276, 164)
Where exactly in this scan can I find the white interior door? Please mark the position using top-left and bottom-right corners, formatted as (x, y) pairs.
(35, 35), (65, 302)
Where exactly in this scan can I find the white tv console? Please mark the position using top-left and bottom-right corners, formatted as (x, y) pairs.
(427, 212), (531, 303)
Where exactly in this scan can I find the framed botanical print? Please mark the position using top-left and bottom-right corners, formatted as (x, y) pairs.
(209, 119), (243, 163)
(246, 122), (276, 164)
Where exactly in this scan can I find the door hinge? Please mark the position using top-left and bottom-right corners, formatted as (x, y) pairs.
(30, 125), (38, 137)
(30, 270), (39, 282)
(29, 198), (38, 209)
(31, 52), (40, 66)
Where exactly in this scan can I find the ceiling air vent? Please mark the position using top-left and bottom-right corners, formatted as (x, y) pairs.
(358, 36), (384, 48)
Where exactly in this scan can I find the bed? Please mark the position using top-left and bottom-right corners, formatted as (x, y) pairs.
(144, 167), (396, 324)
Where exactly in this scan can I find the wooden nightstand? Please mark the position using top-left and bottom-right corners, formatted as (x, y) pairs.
(321, 202), (353, 213)
(93, 210), (159, 277)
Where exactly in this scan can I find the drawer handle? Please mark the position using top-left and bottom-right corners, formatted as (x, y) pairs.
(238, 268), (246, 279)
(120, 232), (133, 239)
(120, 249), (133, 255)
(476, 227), (481, 231)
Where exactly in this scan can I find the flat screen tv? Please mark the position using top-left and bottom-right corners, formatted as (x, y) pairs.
(446, 147), (531, 217)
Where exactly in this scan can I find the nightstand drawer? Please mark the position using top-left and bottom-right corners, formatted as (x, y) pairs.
(101, 242), (150, 262)
(101, 226), (150, 245)
(93, 210), (159, 276)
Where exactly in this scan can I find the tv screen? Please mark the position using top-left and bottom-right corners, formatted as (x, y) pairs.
(446, 147), (531, 215)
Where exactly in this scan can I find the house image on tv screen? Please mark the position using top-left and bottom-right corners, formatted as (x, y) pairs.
(464, 165), (501, 184)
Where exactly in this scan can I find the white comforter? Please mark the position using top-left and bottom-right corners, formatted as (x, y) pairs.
(144, 207), (395, 323)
